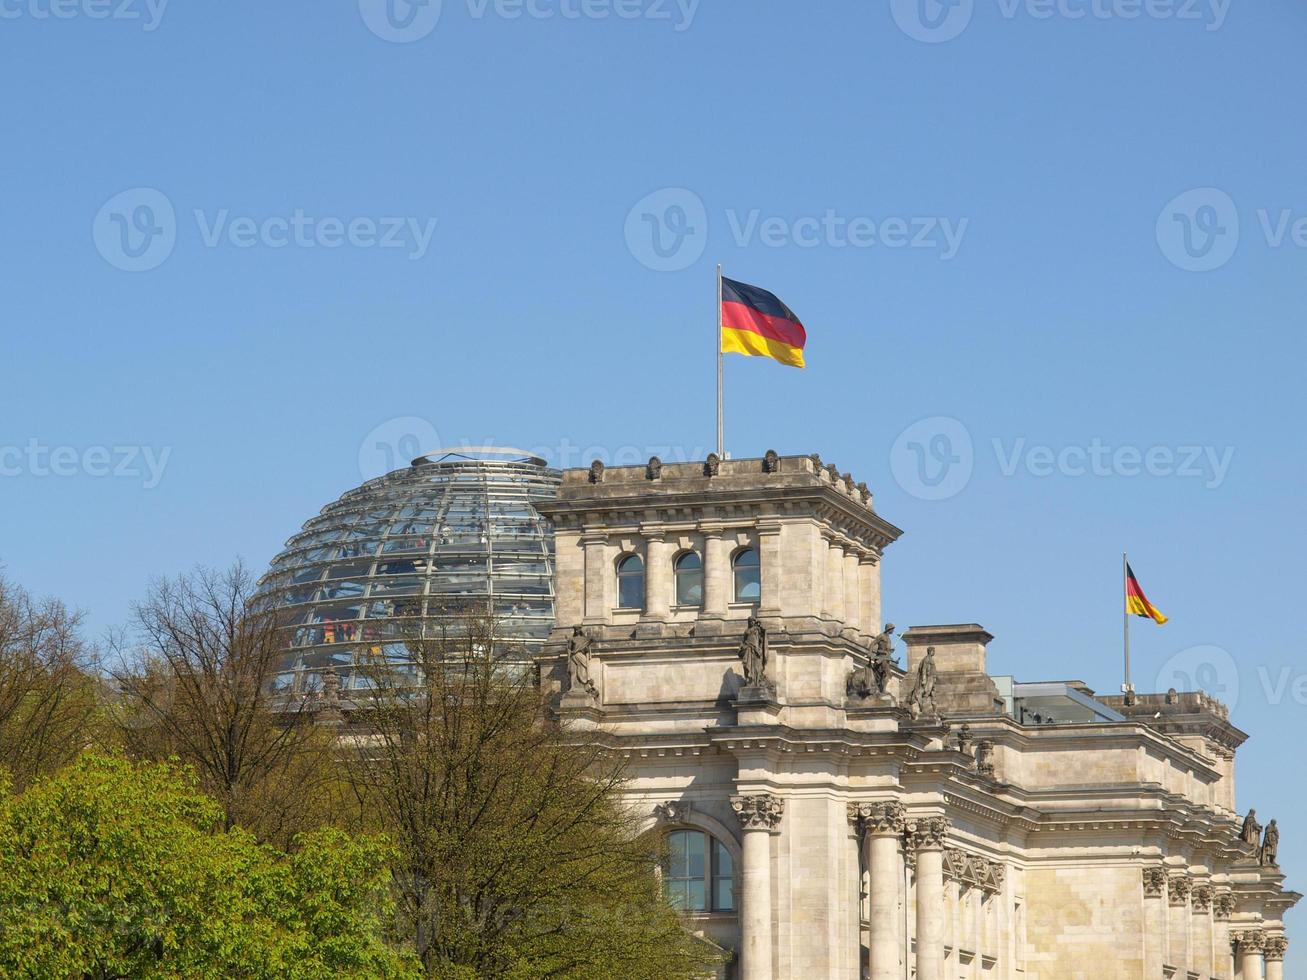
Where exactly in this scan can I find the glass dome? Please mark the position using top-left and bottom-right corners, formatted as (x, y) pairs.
(258, 448), (560, 693)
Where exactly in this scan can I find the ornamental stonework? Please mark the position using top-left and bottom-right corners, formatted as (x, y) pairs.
(1265, 935), (1288, 962)
(1142, 867), (1168, 897)
(1191, 884), (1213, 912)
(904, 816), (950, 852)
(942, 847), (1005, 894)
(847, 800), (907, 837)
(1213, 892), (1235, 919)
(1168, 874), (1192, 906)
(731, 794), (784, 830)
(653, 800), (691, 824)
(1235, 930), (1266, 953)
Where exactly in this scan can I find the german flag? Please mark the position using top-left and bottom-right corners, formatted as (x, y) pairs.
(721, 277), (807, 368)
(1126, 563), (1168, 624)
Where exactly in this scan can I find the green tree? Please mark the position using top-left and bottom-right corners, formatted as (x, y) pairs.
(0, 752), (417, 979)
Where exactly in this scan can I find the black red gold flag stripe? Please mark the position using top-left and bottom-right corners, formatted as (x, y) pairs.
(720, 276), (807, 368)
(1125, 563), (1168, 625)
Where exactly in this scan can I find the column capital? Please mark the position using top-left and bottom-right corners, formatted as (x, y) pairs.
(1213, 890), (1235, 919)
(1143, 866), (1168, 897)
(1191, 883), (1213, 913)
(904, 815), (950, 852)
(1235, 929), (1267, 953)
(639, 526), (667, 542)
(579, 529), (609, 546)
(1265, 935), (1288, 962)
(847, 799), (906, 837)
(1169, 874), (1192, 906)
(731, 793), (784, 831)
(698, 522), (725, 537)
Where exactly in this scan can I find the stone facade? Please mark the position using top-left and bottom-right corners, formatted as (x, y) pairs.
(536, 453), (1298, 979)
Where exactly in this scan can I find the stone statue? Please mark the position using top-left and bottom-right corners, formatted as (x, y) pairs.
(1261, 819), (1279, 867)
(704, 453), (720, 477)
(870, 623), (897, 694)
(763, 449), (780, 473)
(566, 626), (598, 698)
(907, 647), (940, 719)
(738, 616), (768, 687)
(588, 459), (604, 483)
(954, 723), (973, 757)
(1240, 808), (1262, 848)
(975, 739), (995, 776)
(646, 456), (662, 480)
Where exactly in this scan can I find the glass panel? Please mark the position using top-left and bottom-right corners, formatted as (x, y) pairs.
(733, 549), (761, 602)
(684, 879), (706, 912)
(712, 839), (735, 911)
(685, 832), (706, 878)
(617, 554), (644, 610)
(675, 552), (703, 606)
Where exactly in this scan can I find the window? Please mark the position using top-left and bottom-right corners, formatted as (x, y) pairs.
(617, 554), (644, 609)
(732, 548), (760, 603)
(674, 551), (703, 606)
(665, 830), (735, 912)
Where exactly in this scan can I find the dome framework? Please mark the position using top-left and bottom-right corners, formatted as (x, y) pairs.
(258, 448), (560, 693)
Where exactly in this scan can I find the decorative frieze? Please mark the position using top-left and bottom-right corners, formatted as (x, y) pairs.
(1142, 867), (1168, 897)
(1168, 874), (1192, 907)
(652, 800), (691, 824)
(1213, 891), (1235, 920)
(1191, 883), (1213, 913)
(942, 847), (1005, 894)
(1234, 929), (1266, 953)
(847, 800), (907, 837)
(731, 794), (784, 830)
(1265, 935), (1288, 962)
(904, 815), (950, 852)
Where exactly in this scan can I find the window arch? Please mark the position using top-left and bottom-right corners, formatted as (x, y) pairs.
(732, 547), (760, 603)
(616, 553), (644, 610)
(664, 829), (734, 912)
(673, 551), (703, 607)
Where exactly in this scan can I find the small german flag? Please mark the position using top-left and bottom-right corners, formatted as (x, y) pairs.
(1126, 563), (1168, 624)
(721, 276), (807, 368)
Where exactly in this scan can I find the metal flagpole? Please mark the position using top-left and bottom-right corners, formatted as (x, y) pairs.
(716, 264), (724, 458)
(1123, 551), (1133, 696)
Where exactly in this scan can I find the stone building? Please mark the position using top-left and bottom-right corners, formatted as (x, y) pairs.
(536, 452), (1297, 980)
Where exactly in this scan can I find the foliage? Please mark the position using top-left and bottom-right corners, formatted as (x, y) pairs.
(0, 753), (418, 980)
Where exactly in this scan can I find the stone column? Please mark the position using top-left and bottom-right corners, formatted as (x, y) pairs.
(1142, 868), (1168, 977)
(642, 530), (671, 620)
(843, 548), (862, 633)
(702, 524), (728, 618)
(1235, 929), (1265, 979)
(1168, 874), (1191, 973)
(824, 535), (846, 623)
(849, 801), (906, 980)
(1213, 892), (1234, 979)
(1191, 885), (1213, 979)
(906, 816), (949, 980)
(581, 531), (607, 623)
(757, 523), (783, 617)
(732, 794), (783, 980)
(858, 555), (879, 637)
(1265, 935), (1288, 980)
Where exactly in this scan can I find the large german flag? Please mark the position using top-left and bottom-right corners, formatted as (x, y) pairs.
(721, 277), (807, 368)
(1126, 563), (1168, 624)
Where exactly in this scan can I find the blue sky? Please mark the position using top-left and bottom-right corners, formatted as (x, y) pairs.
(3, 0), (1306, 955)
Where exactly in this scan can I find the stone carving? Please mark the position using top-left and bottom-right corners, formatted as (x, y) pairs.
(646, 456), (662, 480)
(904, 815), (949, 851)
(825, 463), (840, 483)
(1168, 875), (1191, 906)
(731, 794), (784, 830)
(315, 668), (344, 725)
(653, 800), (691, 824)
(737, 616), (770, 690)
(565, 625), (598, 699)
(763, 449), (780, 473)
(942, 848), (1005, 894)
(906, 646), (940, 719)
(1240, 808), (1262, 847)
(975, 740), (996, 777)
(953, 723), (974, 758)
(704, 452), (721, 477)
(1191, 884), (1213, 912)
(588, 459), (604, 483)
(1235, 929), (1267, 953)
(1213, 891), (1235, 919)
(856, 481), (871, 505)
(847, 800), (907, 837)
(1142, 867), (1168, 897)
(808, 452), (822, 470)
(1261, 818), (1280, 867)
(870, 623), (896, 694)
(1265, 935), (1288, 962)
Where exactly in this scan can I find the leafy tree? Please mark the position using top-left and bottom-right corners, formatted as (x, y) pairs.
(0, 753), (417, 979)
(343, 607), (721, 979)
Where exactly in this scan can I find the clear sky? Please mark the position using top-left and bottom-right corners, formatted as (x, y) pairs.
(3, 0), (1305, 957)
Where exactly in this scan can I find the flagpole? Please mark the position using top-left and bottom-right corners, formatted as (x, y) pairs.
(716, 264), (724, 458)
(1123, 551), (1133, 697)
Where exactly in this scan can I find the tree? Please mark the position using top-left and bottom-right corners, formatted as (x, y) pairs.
(111, 563), (342, 847)
(0, 573), (103, 790)
(0, 752), (418, 979)
(342, 606), (721, 979)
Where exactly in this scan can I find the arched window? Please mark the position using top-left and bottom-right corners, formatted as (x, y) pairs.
(616, 554), (644, 610)
(664, 830), (734, 912)
(674, 551), (703, 607)
(732, 548), (760, 603)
